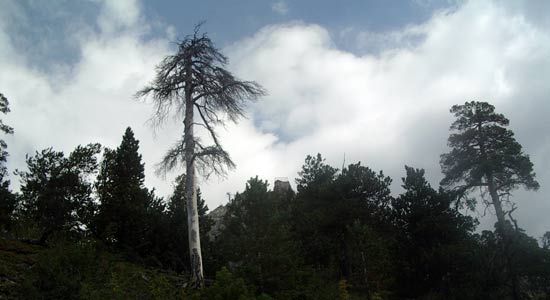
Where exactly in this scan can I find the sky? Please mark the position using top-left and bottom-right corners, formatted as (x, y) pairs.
(1, 0), (549, 238)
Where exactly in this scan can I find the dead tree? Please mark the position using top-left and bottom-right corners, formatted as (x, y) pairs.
(136, 25), (265, 287)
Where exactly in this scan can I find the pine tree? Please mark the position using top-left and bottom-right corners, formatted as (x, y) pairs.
(17, 144), (101, 243)
(95, 127), (152, 252)
(440, 101), (539, 229)
(392, 166), (477, 298)
(0, 93), (13, 171)
(0, 93), (15, 231)
(218, 177), (307, 298)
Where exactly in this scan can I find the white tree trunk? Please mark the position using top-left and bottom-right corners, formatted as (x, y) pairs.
(184, 59), (204, 287)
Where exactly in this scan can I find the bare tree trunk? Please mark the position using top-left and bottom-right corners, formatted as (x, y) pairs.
(185, 58), (204, 288)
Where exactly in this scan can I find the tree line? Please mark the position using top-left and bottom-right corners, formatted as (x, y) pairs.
(1, 26), (549, 299)
(1, 99), (549, 299)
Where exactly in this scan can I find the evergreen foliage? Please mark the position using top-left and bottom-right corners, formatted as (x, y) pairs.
(95, 127), (158, 253)
(391, 166), (478, 298)
(17, 240), (184, 300)
(189, 267), (257, 300)
(293, 154), (394, 297)
(217, 177), (312, 299)
(440, 101), (539, 227)
(0, 93), (15, 231)
(16, 144), (101, 244)
(2, 93), (549, 300)
(93, 127), (169, 265)
(162, 175), (213, 273)
(0, 93), (14, 169)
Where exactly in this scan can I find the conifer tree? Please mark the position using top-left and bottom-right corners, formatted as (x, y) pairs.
(440, 101), (538, 229)
(294, 154), (393, 292)
(0, 93), (15, 230)
(18, 144), (101, 244)
(95, 127), (152, 252)
(0, 93), (13, 178)
(392, 166), (476, 298)
(218, 177), (306, 298)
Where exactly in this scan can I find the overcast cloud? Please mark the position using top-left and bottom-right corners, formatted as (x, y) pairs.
(1, 0), (549, 237)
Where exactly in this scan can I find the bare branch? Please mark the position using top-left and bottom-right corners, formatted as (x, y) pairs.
(506, 203), (519, 231)
(155, 137), (186, 177)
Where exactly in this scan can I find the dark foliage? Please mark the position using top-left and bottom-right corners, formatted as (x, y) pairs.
(160, 176), (213, 273)
(94, 127), (162, 256)
(16, 144), (101, 244)
(0, 93), (15, 232)
(3, 93), (549, 300)
(391, 166), (478, 298)
(216, 177), (318, 299)
(440, 101), (539, 227)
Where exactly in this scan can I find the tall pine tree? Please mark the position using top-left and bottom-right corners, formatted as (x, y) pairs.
(391, 166), (477, 298)
(95, 127), (154, 253)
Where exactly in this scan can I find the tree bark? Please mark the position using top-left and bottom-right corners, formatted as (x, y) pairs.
(487, 173), (506, 230)
(184, 57), (204, 288)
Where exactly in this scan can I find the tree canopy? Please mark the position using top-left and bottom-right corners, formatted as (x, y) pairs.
(440, 101), (539, 227)
(17, 144), (101, 244)
(0, 93), (15, 231)
(94, 127), (161, 254)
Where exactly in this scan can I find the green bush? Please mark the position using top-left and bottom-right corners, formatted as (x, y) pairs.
(20, 240), (184, 300)
(190, 267), (257, 300)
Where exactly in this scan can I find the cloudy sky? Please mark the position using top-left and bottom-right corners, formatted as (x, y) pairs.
(1, 0), (549, 237)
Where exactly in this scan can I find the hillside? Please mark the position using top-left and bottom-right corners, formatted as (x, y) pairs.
(0, 238), (186, 300)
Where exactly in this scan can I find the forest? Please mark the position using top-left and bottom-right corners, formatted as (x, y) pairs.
(1, 29), (549, 300)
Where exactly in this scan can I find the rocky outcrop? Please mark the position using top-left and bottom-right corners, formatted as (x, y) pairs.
(274, 179), (292, 194)
(207, 205), (227, 241)
(206, 178), (293, 241)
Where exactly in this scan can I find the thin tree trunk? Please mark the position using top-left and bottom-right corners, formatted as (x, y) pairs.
(487, 173), (506, 230)
(184, 57), (204, 288)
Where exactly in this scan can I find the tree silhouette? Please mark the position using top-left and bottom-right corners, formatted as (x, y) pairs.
(440, 101), (539, 229)
(392, 166), (476, 298)
(0, 93), (14, 183)
(136, 25), (265, 287)
(94, 127), (154, 252)
(17, 144), (101, 244)
(0, 93), (15, 230)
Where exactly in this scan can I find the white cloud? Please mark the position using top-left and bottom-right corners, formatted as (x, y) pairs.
(97, 0), (141, 33)
(271, 1), (289, 16)
(0, 0), (177, 201)
(1, 0), (549, 238)
(224, 1), (550, 236)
